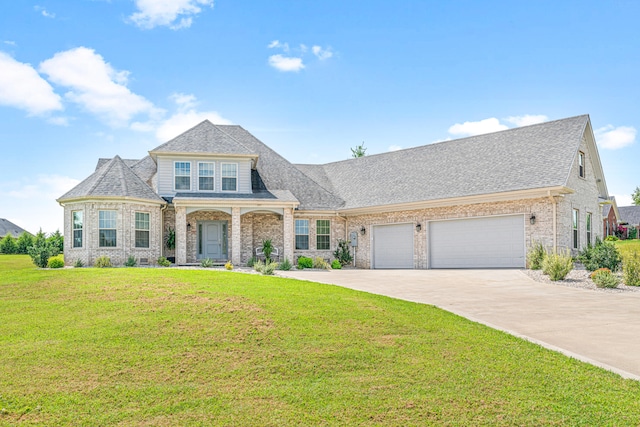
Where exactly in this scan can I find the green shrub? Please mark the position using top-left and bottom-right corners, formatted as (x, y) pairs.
(262, 261), (278, 275)
(579, 239), (622, 272)
(527, 242), (546, 270)
(157, 256), (171, 267)
(124, 255), (137, 267)
(47, 230), (64, 253)
(333, 239), (353, 266)
(47, 255), (65, 269)
(262, 239), (273, 263)
(331, 259), (342, 269)
(253, 259), (265, 272)
(247, 256), (257, 267)
(278, 258), (293, 271)
(629, 228), (638, 240)
(0, 234), (17, 254)
(297, 256), (313, 269)
(605, 235), (619, 242)
(591, 268), (620, 288)
(542, 250), (573, 281)
(313, 257), (331, 270)
(27, 230), (59, 268)
(164, 227), (176, 251)
(200, 258), (214, 268)
(623, 252), (640, 286)
(74, 259), (84, 268)
(94, 256), (112, 268)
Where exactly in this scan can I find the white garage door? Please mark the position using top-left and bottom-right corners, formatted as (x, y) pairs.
(373, 223), (414, 269)
(429, 215), (525, 268)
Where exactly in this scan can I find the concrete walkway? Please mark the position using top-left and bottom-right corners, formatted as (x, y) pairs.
(277, 269), (640, 380)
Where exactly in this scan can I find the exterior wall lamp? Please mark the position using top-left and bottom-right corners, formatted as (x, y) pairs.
(360, 226), (366, 235)
(187, 223), (192, 231)
(416, 223), (422, 232)
(530, 214), (536, 225)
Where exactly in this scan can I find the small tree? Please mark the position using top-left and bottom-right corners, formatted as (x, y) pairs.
(28, 229), (59, 268)
(632, 186), (640, 206)
(47, 229), (64, 253)
(0, 234), (17, 254)
(351, 142), (367, 158)
(16, 231), (34, 254)
(262, 239), (273, 263)
(333, 239), (353, 266)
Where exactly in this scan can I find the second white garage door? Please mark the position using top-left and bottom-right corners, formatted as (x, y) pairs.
(372, 223), (414, 269)
(429, 215), (525, 268)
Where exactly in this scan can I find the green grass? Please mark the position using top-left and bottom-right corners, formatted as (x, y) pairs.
(1, 255), (640, 426)
(615, 239), (640, 262)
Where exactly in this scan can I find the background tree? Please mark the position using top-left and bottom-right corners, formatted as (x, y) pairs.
(47, 229), (64, 253)
(16, 231), (34, 254)
(28, 229), (59, 268)
(351, 142), (367, 158)
(0, 234), (17, 254)
(632, 186), (640, 205)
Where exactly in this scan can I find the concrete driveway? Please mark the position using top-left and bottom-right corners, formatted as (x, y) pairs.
(278, 269), (640, 380)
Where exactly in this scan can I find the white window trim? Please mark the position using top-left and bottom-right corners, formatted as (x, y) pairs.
(295, 219), (309, 250)
(135, 211), (150, 248)
(578, 151), (585, 179)
(72, 210), (83, 248)
(572, 209), (579, 250)
(316, 219), (331, 250)
(99, 210), (117, 248)
(174, 161), (192, 192)
(197, 161), (216, 192)
(220, 162), (239, 193)
(586, 212), (592, 245)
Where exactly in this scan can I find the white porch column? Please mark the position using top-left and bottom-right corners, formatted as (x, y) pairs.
(283, 208), (294, 262)
(231, 207), (241, 265)
(176, 206), (187, 265)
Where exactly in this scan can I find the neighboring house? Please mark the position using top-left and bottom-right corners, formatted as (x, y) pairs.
(0, 218), (30, 238)
(602, 196), (620, 238)
(618, 206), (640, 239)
(58, 114), (610, 269)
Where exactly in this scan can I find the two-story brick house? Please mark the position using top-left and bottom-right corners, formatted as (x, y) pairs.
(58, 114), (610, 269)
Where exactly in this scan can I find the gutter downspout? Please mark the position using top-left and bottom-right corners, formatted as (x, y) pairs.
(161, 204), (168, 258)
(548, 192), (557, 253)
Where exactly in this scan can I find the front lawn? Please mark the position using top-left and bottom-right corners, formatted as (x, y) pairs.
(1, 255), (640, 425)
(615, 239), (640, 261)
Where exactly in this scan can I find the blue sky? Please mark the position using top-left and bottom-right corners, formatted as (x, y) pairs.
(1, 0), (639, 234)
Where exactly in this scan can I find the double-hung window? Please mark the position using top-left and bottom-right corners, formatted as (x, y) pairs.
(295, 219), (309, 250)
(198, 162), (215, 191)
(175, 161), (191, 191)
(586, 212), (592, 246)
(572, 209), (579, 249)
(72, 211), (83, 248)
(135, 212), (150, 248)
(99, 210), (117, 247)
(316, 220), (330, 250)
(578, 151), (585, 178)
(221, 163), (237, 191)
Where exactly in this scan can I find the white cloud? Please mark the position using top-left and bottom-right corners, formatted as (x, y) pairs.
(0, 174), (80, 234)
(268, 54), (304, 72)
(613, 193), (634, 207)
(312, 45), (333, 60)
(47, 116), (69, 126)
(132, 93), (231, 141)
(448, 118), (508, 137)
(34, 5), (56, 18)
(505, 114), (548, 127)
(129, 0), (213, 30)
(39, 47), (159, 127)
(388, 145), (402, 152)
(0, 51), (63, 116)
(267, 40), (289, 52)
(3, 40), (16, 46)
(594, 125), (636, 150)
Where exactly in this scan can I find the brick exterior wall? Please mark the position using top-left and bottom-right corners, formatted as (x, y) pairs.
(344, 198), (553, 269)
(557, 137), (604, 254)
(603, 207), (617, 237)
(63, 201), (162, 266)
(292, 216), (347, 262)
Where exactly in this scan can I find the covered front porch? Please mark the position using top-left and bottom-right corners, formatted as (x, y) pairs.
(171, 194), (298, 265)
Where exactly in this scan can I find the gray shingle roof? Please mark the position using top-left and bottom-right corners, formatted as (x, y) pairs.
(215, 125), (345, 210)
(618, 206), (640, 226)
(172, 190), (297, 203)
(58, 155), (165, 203)
(295, 115), (590, 210)
(150, 120), (255, 156)
(0, 218), (30, 237)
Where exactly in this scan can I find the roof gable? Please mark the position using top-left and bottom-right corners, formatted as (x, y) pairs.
(58, 155), (164, 204)
(0, 218), (30, 237)
(149, 120), (255, 158)
(619, 206), (640, 226)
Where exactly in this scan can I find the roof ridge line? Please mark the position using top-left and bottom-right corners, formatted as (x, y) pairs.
(114, 156), (129, 197)
(86, 156), (116, 196)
